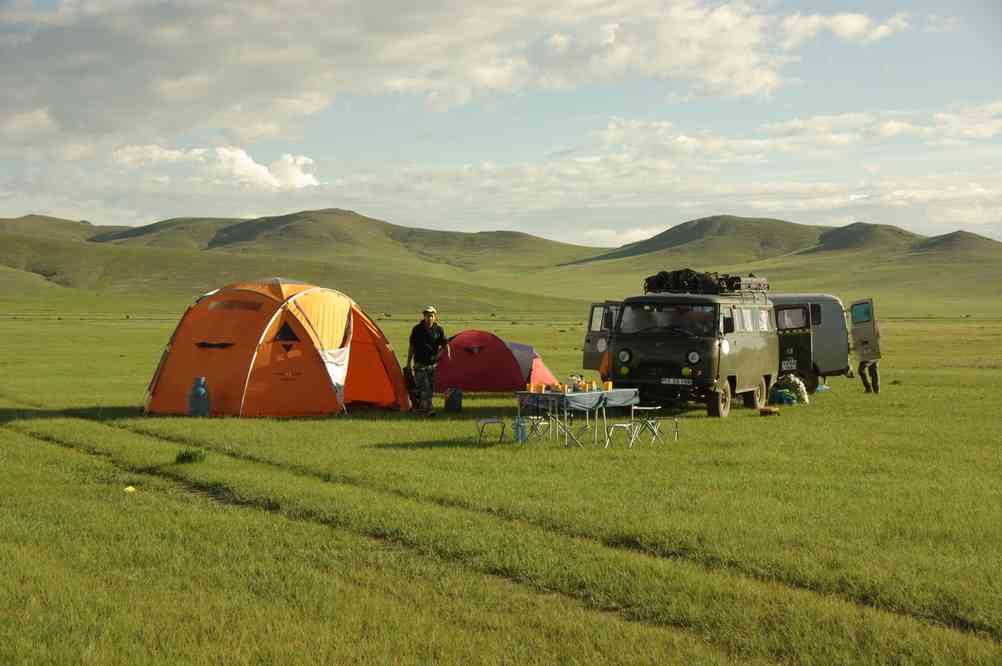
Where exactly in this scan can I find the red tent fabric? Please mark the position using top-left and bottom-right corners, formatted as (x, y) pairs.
(434, 330), (558, 392)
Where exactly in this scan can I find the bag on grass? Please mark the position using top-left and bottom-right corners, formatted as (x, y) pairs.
(444, 387), (463, 413)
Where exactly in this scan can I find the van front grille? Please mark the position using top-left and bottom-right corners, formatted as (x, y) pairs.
(638, 363), (682, 378)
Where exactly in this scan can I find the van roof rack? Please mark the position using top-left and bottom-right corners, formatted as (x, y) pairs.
(643, 269), (769, 295)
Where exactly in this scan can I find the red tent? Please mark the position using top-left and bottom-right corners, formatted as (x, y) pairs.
(434, 330), (558, 392)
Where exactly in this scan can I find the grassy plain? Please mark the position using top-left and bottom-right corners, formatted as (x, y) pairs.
(1, 311), (1001, 663)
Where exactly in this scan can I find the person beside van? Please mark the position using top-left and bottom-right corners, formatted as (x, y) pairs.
(858, 359), (880, 394)
(849, 299), (882, 395)
(407, 306), (451, 415)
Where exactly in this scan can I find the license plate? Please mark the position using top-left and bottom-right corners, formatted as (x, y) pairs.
(660, 377), (693, 386)
(781, 359), (797, 370)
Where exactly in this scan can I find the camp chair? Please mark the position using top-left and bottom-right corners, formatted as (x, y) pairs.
(476, 417), (506, 445)
(605, 406), (677, 448)
(525, 414), (552, 439)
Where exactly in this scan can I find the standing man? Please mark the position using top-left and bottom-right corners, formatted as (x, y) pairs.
(857, 359), (880, 394)
(407, 306), (451, 415)
(849, 299), (882, 395)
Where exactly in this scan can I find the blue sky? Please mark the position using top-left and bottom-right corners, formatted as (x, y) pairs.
(1, 0), (1000, 245)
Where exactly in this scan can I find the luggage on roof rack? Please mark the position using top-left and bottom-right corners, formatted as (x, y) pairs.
(643, 268), (769, 295)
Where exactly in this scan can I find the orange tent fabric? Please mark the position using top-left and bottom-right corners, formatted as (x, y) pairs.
(145, 278), (410, 416)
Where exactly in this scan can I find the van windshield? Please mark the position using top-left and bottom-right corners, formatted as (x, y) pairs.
(618, 303), (717, 337)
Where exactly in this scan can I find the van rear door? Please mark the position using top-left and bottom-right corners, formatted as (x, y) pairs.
(775, 304), (813, 378)
(849, 298), (881, 361)
(582, 301), (621, 375)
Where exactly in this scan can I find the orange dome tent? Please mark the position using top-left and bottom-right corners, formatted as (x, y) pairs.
(145, 278), (410, 416)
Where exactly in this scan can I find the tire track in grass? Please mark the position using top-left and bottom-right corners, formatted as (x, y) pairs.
(4, 416), (1000, 665)
(108, 416), (1002, 645)
(2, 393), (997, 646)
(0, 427), (745, 666)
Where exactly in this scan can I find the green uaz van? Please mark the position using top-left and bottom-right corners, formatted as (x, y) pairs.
(583, 274), (779, 417)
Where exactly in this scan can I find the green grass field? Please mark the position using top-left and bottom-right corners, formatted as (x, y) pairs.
(2, 310), (1001, 664)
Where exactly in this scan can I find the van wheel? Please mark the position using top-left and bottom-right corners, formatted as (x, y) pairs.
(800, 371), (819, 395)
(707, 382), (731, 418)
(742, 378), (768, 408)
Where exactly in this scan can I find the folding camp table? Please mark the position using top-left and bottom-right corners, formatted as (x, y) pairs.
(516, 389), (640, 447)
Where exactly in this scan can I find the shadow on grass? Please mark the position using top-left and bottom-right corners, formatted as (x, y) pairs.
(370, 438), (507, 450)
(0, 405), (144, 424)
(0, 398), (692, 426)
(346, 405), (520, 421)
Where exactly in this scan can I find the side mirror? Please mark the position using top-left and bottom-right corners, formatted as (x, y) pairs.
(722, 317), (735, 334)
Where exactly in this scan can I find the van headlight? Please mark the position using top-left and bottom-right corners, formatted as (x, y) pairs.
(618, 349), (632, 363)
(687, 351), (700, 364)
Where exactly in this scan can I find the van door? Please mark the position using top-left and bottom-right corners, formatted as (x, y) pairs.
(849, 298), (881, 361)
(582, 301), (621, 374)
(775, 304), (813, 379)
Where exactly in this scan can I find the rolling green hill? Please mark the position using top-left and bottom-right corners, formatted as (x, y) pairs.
(911, 230), (1002, 255)
(576, 215), (826, 265)
(0, 214), (127, 242)
(807, 222), (922, 254)
(90, 217), (243, 250)
(94, 208), (602, 272)
(2, 209), (1001, 317)
(0, 230), (584, 315)
(491, 220), (1002, 317)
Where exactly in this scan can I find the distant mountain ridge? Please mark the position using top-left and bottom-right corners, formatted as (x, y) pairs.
(808, 222), (922, 254)
(573, 215), (828, 265)
(0, 214), (129, 242)
(2, 209), (1001, 316)
(81, 208), (601, 269)
(6, 210), (1001, 264)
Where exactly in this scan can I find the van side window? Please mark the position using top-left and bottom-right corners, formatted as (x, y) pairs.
(604, 305), (620, 330)
(777, 307), (808, 329)
(589, 307), (604, 332)
(810, 304), (822, 325)
(758, 309), (770, 332)
(850, 302), (873, 324)
(722, 307), (735, 333)
(742, 308), (753, 332)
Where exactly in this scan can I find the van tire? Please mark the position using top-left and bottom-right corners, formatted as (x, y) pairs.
(800, 371), (819, 395)
(743, 378), (767, 409)
(707, 382), (731, 418)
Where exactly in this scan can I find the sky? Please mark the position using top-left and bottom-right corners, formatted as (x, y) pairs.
(1, 0), (1000, 246)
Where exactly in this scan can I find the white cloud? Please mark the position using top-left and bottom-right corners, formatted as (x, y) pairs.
(267, 154), (320, 189)
(781, 12), (910, 50)
(0, 0), (912, 156)
(584, 226), (666, 246)
(0, 108), (57, 141)
(596, 103), (1001, 164)
(113, 144), (207, 166)
(755, 102), (1002, 149)
(212, 147), (283, 189)
(112, 144), (318, 190)
(4, 93), (1001, 243)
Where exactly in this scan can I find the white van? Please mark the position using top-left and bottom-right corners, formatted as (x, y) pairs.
(770, 293), (859, 389)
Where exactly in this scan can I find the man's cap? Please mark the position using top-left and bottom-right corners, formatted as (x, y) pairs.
(423, 305), (437, 314)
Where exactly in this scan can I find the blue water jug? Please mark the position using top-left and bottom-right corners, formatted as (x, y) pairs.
(188, 377), (210, 417)
(514, 417), (528, 443)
